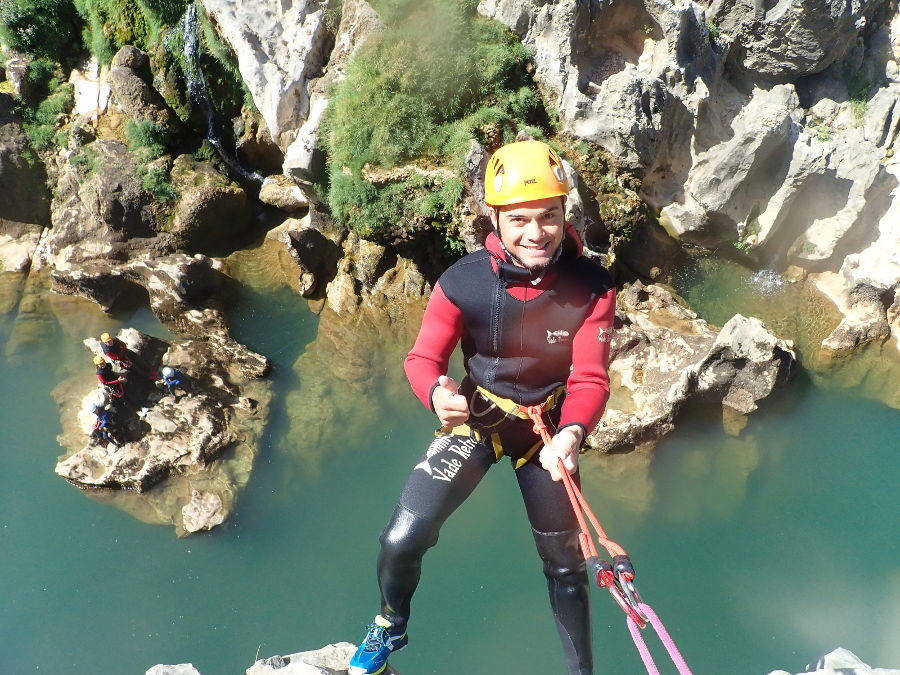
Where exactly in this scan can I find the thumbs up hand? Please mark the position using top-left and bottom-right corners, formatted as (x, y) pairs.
(432, 375), (469, 428)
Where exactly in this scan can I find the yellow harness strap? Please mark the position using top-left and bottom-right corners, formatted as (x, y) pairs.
(437, 385), (565, 468)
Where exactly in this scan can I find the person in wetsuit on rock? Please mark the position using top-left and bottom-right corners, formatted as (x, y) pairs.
(94, 355), (125, 399)
(349, 139), (616, 675)
(100, 332), (134, 370)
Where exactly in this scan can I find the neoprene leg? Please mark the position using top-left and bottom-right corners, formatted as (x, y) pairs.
(532, 527), (593, 675)
(377, 505), (439, 631)
(376, 435), (494, 631)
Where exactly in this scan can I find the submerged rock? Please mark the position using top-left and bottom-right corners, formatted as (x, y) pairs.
(54, 328), (270, 536)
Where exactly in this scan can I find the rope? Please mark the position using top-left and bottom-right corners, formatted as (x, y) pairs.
(519, 404), (693, 675)
(627, 603), (693, 675)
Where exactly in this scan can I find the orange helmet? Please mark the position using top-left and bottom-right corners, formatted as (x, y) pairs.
(484, 140), (569, 207)
(93, 355), (106, 365)
(100, 332), (112, 343)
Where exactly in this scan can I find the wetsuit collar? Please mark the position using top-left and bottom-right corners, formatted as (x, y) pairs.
(484, 226), (582, 283)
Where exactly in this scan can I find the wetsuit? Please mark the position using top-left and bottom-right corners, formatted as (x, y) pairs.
(92, 409), (118, 445)
(159, 370), (185, 400)
(96, 363), (124, 397)
(101, 337), (133, 368)
(377, 226), (615, 675)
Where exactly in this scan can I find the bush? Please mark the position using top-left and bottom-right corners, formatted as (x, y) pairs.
(10, 58), (75, 152)
(0, 0), (83, 63)
(140, 166), (179, 202)
(322, 0), (550, 240)
(125, 119), (171, 160)
(72, 0), (188, 64)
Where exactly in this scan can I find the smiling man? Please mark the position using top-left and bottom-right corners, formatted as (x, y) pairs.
(349, 139), (617, 675)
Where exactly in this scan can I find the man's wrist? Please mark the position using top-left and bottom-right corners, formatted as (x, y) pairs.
(558, 423), (586, 445)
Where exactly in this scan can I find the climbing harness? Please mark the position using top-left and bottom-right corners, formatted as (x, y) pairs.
(521, 405), (694, 675)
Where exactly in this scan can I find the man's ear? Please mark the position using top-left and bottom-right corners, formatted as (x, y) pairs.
(487, 205), (499, 230)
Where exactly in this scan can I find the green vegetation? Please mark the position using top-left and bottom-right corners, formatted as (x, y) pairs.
(0, 0), (186, 65)
(0, 0), (82, 63)
(845, 67), (875, 126)
(322, 0), (550, 241)
(70, 143), (101, 175)
(705, 19), (720, 40)
(807, 117), (833, 142)
(123, 120), (178, 201)
(140, 165), (179, 202)
(125, 119), (172, 160)
(567, 139), (645, 250)
(9, 58), (75, 153)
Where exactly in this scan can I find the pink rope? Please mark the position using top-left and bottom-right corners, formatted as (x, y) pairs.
(626, 602), (693, 675)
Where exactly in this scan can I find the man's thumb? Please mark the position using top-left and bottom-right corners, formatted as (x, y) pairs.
(437, 374), (458, 394)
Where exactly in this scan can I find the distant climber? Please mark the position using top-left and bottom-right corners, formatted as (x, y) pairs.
(100, 332), (134, 369)
(90, 403), (122, 447)
(94, 355), (125, 398)
(157, 366), (188, 402)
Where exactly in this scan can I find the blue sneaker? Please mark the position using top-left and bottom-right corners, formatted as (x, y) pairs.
(348, 615), (408, 675)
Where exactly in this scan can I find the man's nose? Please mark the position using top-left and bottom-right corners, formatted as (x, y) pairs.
(523, 218), (544, 239)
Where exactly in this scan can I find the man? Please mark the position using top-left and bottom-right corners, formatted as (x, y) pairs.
(100, 332), (134, 369)
(90, 403), (121, 447)
(94, 355), (125, 398)
(349, 139), (616, 675)
(157, 366), (187, 402)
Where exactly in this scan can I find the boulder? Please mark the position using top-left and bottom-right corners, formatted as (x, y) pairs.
(50, 253), (269, 378)
(246, 642), (401, 674)
(146, 666), (202, 675)
(168, 154), (250, 251)
(54, 328), (270, 535)
(589, 281), (795, 452)
(265, 200), (345, 298)
(709, 0), (885, 83)
(107, 46), (181, 132)
(44, 138), (162, 270)
(259, 174), (310, 213)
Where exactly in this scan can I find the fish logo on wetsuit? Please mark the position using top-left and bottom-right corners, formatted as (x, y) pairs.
(414, 435), (478, 482)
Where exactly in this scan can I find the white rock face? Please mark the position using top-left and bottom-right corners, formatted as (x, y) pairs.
(200, 0), (334, 151)
(766, 647), (900, 675)
(200, 0), (382, 179)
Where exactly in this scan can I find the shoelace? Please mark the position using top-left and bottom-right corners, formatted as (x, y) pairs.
(363, 624), (387, 651)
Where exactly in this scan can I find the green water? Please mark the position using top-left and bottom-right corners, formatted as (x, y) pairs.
(1, 259), (898, 675)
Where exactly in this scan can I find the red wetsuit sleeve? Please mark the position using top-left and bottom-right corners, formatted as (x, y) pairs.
(559, 287), (616, 434)
(404, 281), (465, 410)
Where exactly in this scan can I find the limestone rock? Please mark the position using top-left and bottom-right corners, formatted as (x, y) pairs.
(146, 666), (202, 675)
(50, 254), (269, 378)
(282, 0), (385, 180)
(266, 201), (345, 298)
(54, 328), (270, 535)
(107, 46), (180, 132)
(246, 642), (402, 674)
(44, 138), (161, 270)
(766, 647), (900, 675)
(590, 281), (795, 452)
(259, 174), (310, 213)
(181, 490), (226, 534)
(479, 0), (718, 169)
(168, 154), (250, 251)
(710, 0), (884, 83)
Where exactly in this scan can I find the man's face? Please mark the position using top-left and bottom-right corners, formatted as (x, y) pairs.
(492, 196), (565, 273)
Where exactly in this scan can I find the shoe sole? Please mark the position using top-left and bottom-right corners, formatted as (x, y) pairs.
(348, 642), (407, 675)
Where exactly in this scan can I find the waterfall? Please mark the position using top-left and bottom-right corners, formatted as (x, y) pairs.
(168, 2), (263, 184)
